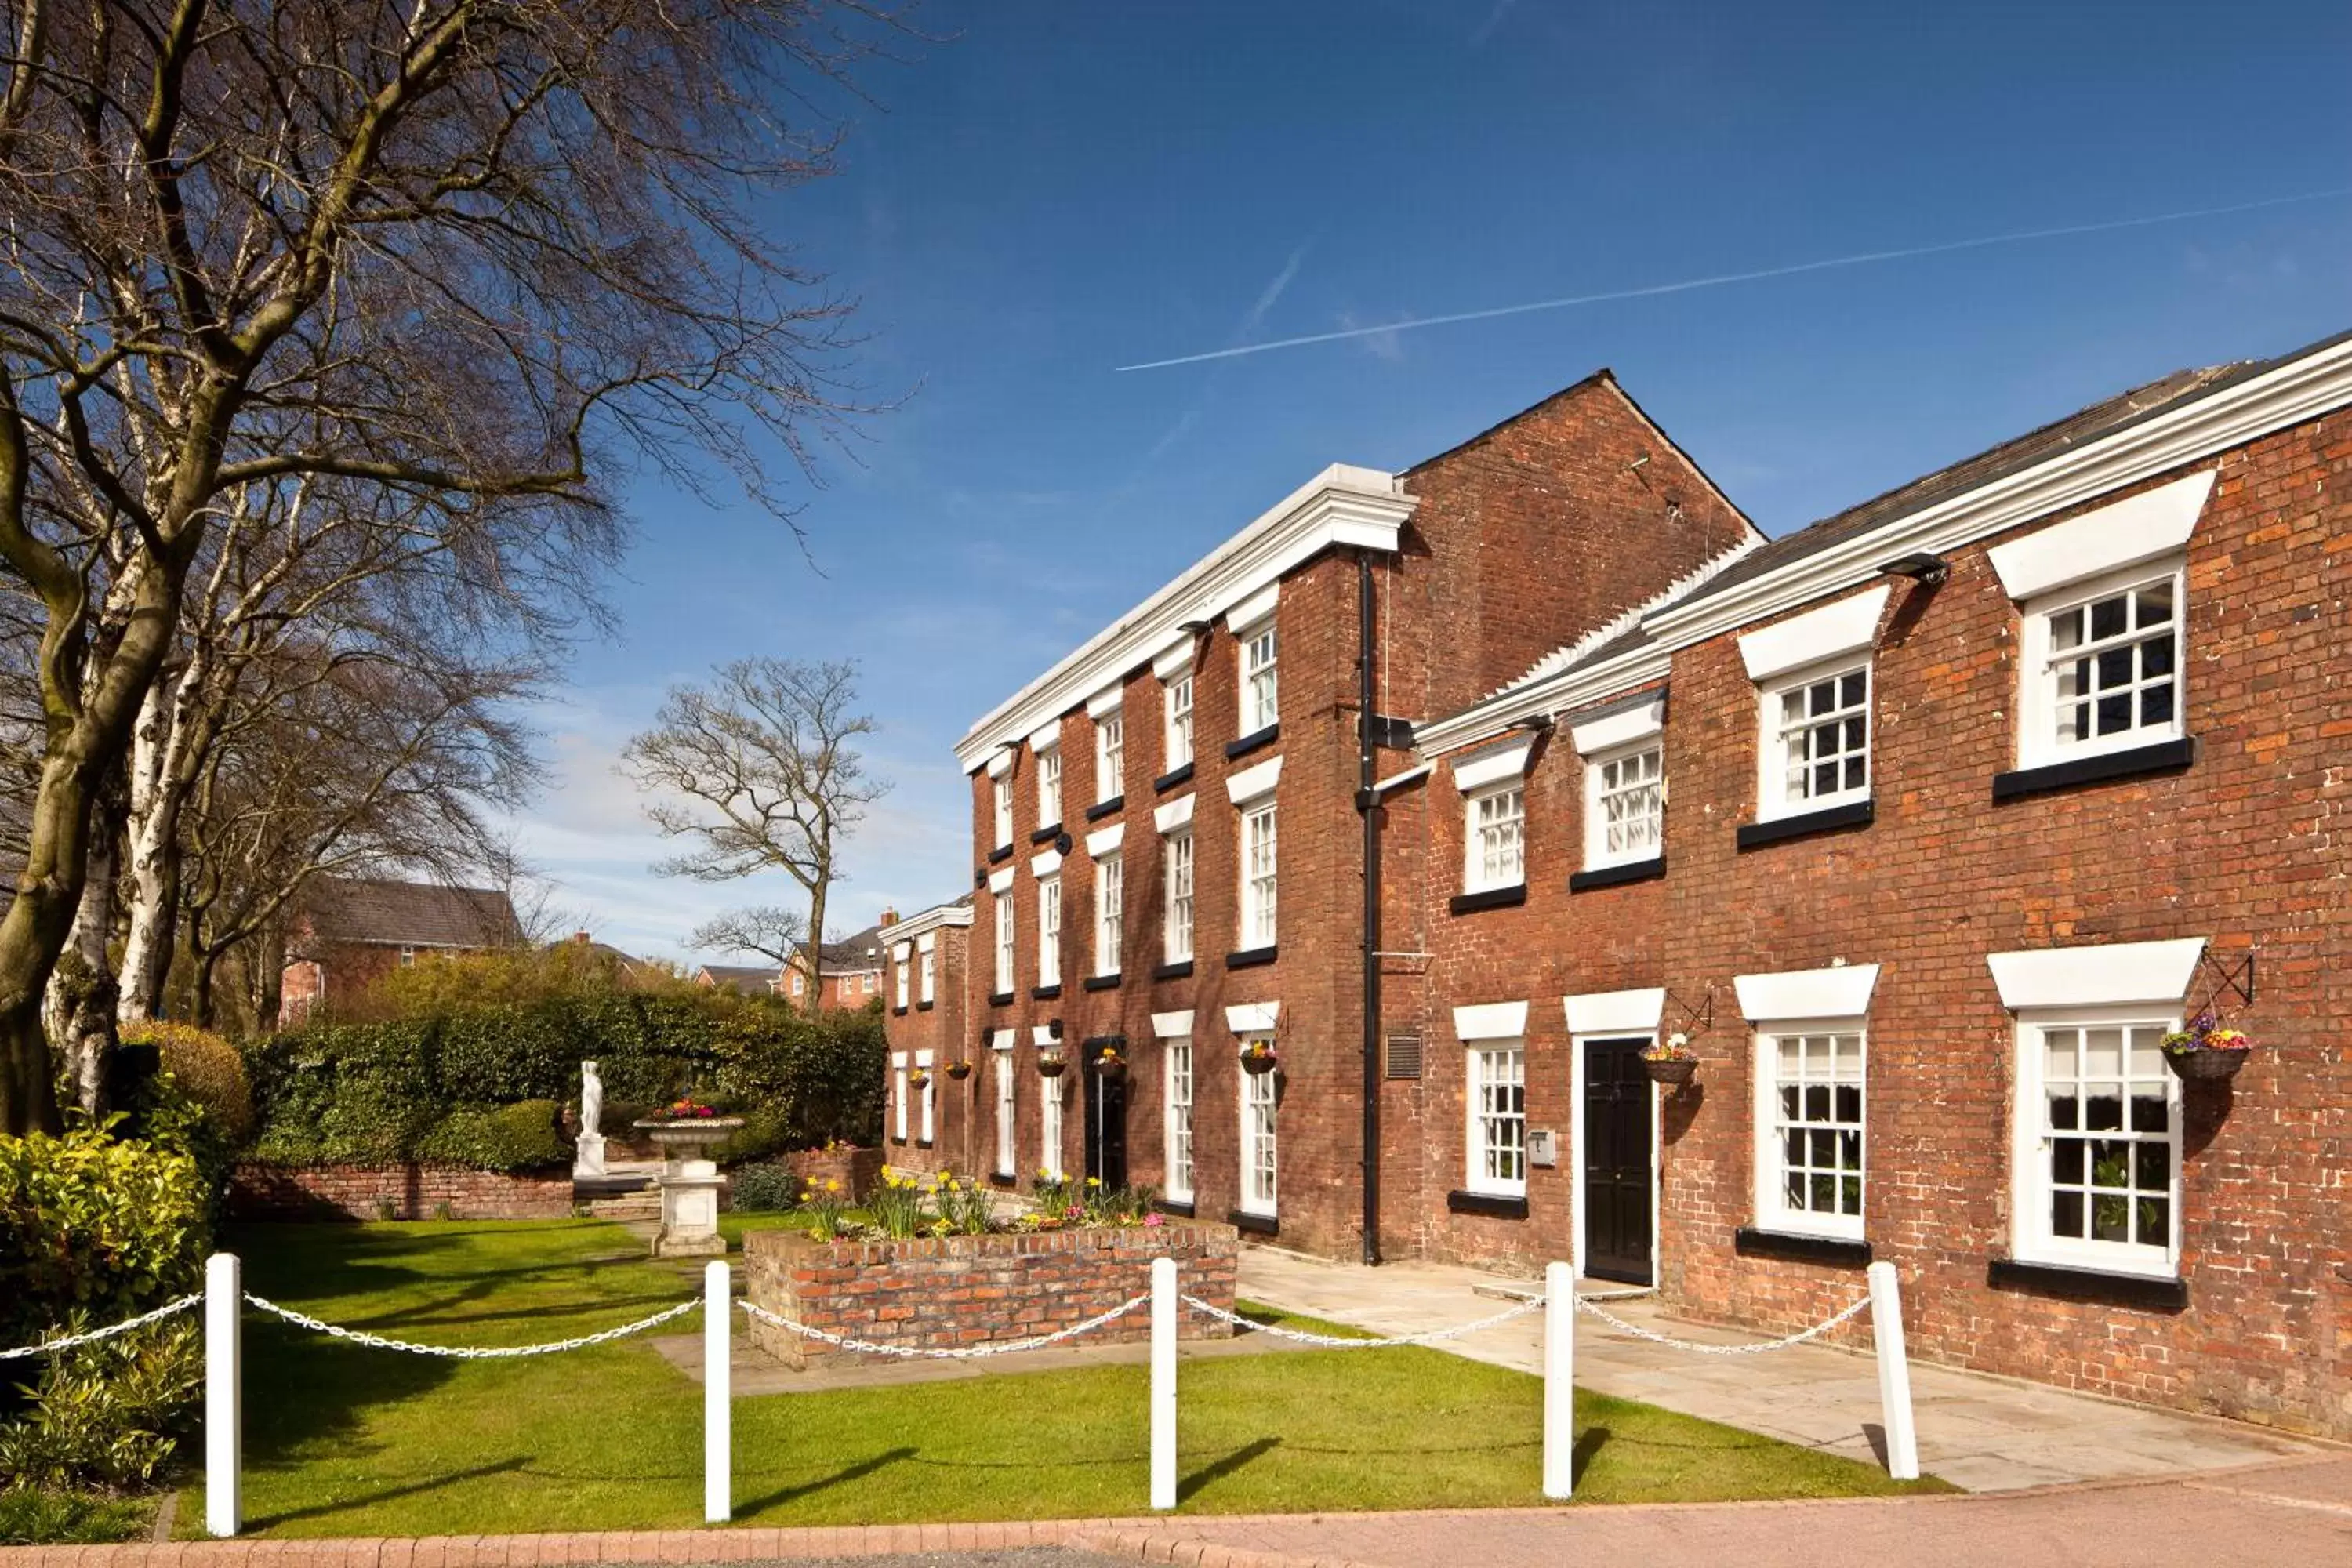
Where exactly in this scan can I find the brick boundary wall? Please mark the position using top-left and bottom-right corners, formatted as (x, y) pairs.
(780, 1144), (886, 1203)
(742, 1220), (1238, 1368)
(228, 1162), (574, 1221)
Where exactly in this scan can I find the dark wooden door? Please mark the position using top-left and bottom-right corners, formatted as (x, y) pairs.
(1084, 1069), (1127, 1189)
(1582, 1037), (1654, 1285)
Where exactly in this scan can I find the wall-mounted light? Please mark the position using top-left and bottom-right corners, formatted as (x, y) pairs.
(1509, 713), (1556, 735)
(1178, 618), (1212, 635)
(1048, 1018), (1065, 1040)
(1880, 552), (1949, 586)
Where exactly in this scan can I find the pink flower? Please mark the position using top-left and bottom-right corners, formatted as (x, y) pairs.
(1143, 1212), (1166, 1227)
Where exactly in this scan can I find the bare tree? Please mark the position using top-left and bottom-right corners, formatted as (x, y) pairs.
(622, 659), (886, 1008)
(0, 2), (895, 1131)
(690, 904), (809, 968)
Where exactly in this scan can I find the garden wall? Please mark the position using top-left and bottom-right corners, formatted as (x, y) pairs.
(784, 1143), (886, 1202)
(742, 1221), (1239, 1368)
(229, 1162), (573, 1221)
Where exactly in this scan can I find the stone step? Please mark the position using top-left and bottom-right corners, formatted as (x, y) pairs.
(583, 1191), (662, 1221)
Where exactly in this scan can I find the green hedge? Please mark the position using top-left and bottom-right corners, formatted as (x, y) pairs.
(244, 993), (884, 1170)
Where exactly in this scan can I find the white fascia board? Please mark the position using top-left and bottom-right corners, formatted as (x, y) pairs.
(1084, 683), (1125, 720)
(1151, 637), (1196, 681)
(1737, 586), (1891, 683)
(1734, 963), (1882, 1022)
(1226, 754), (1283, 805)
(1225, 1001), (1279, 1033)
(1987, 470), (2214, 601)
(1452, 1000), (1528, 1041)
(1570, 695), (1665, 757)
(1033, 1025), (1059, 1047)
(915, 931), (937, 953)
(990, 1029), (1017, 1051)
(1152, 1010), (1195, 1038)
(1085, 822), (1125, 858)
(986, 866), (1015, 894)
(1451, 739), (1533, 793)
(1225, 581), (1280, 630)
(1563, 987), (1667, 1036)
(1987, 938), (2205, 1011)
(1030, 848), (1063, 877)
(1416, 644), (1673, 761)
(1372, 763), (1432, 796)
(1027, 720), (1064, 755)
(954, 464), (1414, 770)
(1153, 793), (1195, 833)
(892, 901), (975, 942)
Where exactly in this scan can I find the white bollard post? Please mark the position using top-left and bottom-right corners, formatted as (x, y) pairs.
(1541, 1259), (1575, 1501)
(205, 1252), (241, 1538)
(1867, 1260), (1919, 1481)
(704, 1260), (732, 1523)
(1149, 1256), (1178, 1511)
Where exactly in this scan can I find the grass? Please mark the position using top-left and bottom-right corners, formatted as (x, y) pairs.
(192, 1219), (1945, 1537)
(0, 1488), (157, 1546)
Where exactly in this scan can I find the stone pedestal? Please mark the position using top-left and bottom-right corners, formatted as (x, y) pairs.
(637, 1118), (742, 1258)
(572, 1131), (608, 1181)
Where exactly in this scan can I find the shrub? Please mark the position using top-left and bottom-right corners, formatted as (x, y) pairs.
(728, 1160), (800, 1213)
(0, 1129), (206, 1351)
(0, 1316), (201, 1490)
(412, 1100), (566, 1171)
(118, 1022), (252, 1145)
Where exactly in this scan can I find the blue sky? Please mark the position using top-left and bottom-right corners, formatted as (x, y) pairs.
(510, 0), (2352, 961)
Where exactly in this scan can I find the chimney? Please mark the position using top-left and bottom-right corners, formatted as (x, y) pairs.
(572, 930), (591, 945)
(879, 906), (899, 927)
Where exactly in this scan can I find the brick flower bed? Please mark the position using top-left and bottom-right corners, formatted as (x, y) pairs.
(229, 1162), (574, 1221)
(782, 1143), (886, 1202)
(742, 1220), (1239, 1369)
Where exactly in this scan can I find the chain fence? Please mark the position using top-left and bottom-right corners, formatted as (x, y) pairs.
(1573, 1289), (1874, 1355)
(738, 1293), (1151, 1359)
(1180, 1293), (1549, 1348)
(241, 1292), (700, 1358)
(0, 1292), (204, 1360)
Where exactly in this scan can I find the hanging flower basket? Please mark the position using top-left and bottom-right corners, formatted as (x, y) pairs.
(1091, 1046), (1128, 1080)
(2161, 1018), (2252, 1082)
(1036, 1052), (1069, 1079)
(1240, 1044), (1279, 1076)
(906, 1069), (931, 1091)
(1640, 1033), (1698, 1088)
(946, 1060), (974, 1081)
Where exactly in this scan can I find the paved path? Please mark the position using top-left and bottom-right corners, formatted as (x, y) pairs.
(1236, 1247), (2321, 1491)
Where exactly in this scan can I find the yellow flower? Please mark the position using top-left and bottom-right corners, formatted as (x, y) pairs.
(825, 1179), (841, 1193)
(1085, 1177), (1101, 1187)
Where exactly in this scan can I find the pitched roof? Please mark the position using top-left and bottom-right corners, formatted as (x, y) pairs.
(697, 963), (780, 995)
(819, 921), (891, 974)
(297, 877), (518, 950)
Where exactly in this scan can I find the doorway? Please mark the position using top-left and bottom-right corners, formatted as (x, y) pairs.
(1083, 1065), (1128, 1189)
(1580, 1036), (1656, 1286)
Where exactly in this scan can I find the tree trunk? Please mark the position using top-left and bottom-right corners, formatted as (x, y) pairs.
(119, 673), (198, 1025)
(805, 873), (829, 1016)
(190, 948), (219, 1031)
(40, 774), (126, 1116)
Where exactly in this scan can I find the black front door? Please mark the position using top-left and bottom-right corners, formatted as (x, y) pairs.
(1083, 1067), (1127, 1189)
(1582, 1037), (1655, 1285)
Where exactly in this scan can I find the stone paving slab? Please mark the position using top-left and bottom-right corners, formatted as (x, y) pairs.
(1235, 1247), (2323, 1491)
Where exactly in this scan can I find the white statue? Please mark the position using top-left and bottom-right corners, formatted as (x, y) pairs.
(574, 1059), (608, 1179)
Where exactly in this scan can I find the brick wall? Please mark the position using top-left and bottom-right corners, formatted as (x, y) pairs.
(885, 921), (975, 1177)
(741, 1221), (1238, 1368)
(783, 1145), (886, 1203)
(229, 1163), (573, 1221)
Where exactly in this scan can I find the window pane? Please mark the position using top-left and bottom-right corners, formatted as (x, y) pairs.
(2053, 1189), (2084, 1237)
(2140, 684), (2174, 727)
(2134, 1141), (2170, 1192)
(2129, 1093), (2168, 1134)
(2090, 595), (2127, 640)
(2053, 1139), (2083, 1184)
(2136, 582), (2172, 626)
(1834, 1084), (1862, 1122)
(2136, 1197), (2169, 1246)
(2085, 1092), (2123, 1132)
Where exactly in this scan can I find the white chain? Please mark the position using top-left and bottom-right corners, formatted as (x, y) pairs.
(243, 1292), (699, 1357)
(739, 1293), (1149, 1359)
(0, 1293), (203, 1360)
(1574, 1290), (1874, 1355)
(1181, 1294), (1548, 1348)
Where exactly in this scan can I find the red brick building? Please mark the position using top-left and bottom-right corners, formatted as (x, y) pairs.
(943, 331), (2352, 1442)
(278, 877), (520, 1023)
(878, 898), (975, 1176)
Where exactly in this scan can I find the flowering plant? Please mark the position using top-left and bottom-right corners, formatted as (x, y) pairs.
(798, 1174), (848, 1240)
(2161, 1012), (2252, 1053)
(1642, 1033), (1696, 1062)
(644, 1098), (721, 1121)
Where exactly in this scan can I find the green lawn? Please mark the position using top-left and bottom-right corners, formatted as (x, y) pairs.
(194, 1220), (1944, 1537)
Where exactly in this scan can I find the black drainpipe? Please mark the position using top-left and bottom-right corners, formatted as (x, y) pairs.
(1356, 550), (1383, 1266)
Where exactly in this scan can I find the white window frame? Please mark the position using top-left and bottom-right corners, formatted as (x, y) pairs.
(992, 774), (1014, 848)
(1465, 1038), (1527, 1198)
(993, 890), (1014, 996)
(992, 1036), (1015, 1177)
(1096, 711), (1124, 804)
(1163, 828), (1195, 964)
(916, 1050), (935, 1143)
(2009, 1006), (2182, 1278)
(1757, 658), (1872, 821)
(1463, 781), (1526, 894)
(919, 948), (935, 1005)
(1240, 803), (1277, 949)
(1240, 621), (1279, 732)
(1163, 1037), (1196, 1203)
(1040, 1075), (1065, 1181)
(1750, 1021), (1867, 1241)
(1037, 746), (1062, 830)
(1584, 741), (1664, 870)
(1164, 673), (1194, 771)
(1237, 1035), (1278, 1217)
(1094, 851), (1123, 977)
(891, 1052), (909, 1143)
(399, 946), (417, 967)
(1037, 874), (1062, 988)
(2016, 559), (2186, 770)
(895, 959), (909, 1011)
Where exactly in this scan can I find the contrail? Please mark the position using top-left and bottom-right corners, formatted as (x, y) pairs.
(1114, 186), (2352, 372)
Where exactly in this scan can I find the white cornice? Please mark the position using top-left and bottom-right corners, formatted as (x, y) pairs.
(883, 901), (974, 942)
(956, 465), (1416, 771)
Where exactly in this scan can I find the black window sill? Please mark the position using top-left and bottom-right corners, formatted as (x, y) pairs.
(891, 1006), (909, 1018)
(916, 1140), (935, 1150)
(988, 991), (1015, 1007)
(891, 1137), (908, 1147)
(1737, 799), (1874, 851)
(1225, 946), (1277, 971)
(1032, 822), (1063, 844)
(1446, 1190), (1529, 1220)
(988, 843), (1014, 864)
(916, 1000), (935, 1012)
(1449, 884), (1526, 916)
(1031, 984), (1062, 1001)
(1987, 1257), (2187, 1312)
(1734, 1227), (1871, 1267)
(1156, 1198), (1196, 1219)
(988, 1173), (1017, 1189)
(1229, 1210), (1279, 1236)
(1152, 960), (1195, 982)
(1991, 736), (2196, 803)
(1155, 762), (1195, 793)
(1570, 856), (1666, 893)
(1083, 973), (1121, 992)
(1085, 796), (1124, 822)
(1225, 723), (1280, 761)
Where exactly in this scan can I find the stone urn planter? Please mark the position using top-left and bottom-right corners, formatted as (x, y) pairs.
(634, 1116), (744, 1258)
(1641, 1054), (1699, 1088)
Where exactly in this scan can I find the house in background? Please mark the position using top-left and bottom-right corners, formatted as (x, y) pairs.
(784, 912), (900, 1008)
(877, 896), (976, 1176)
(278, 876), (521, 1024)
(693, 962), (783, 996)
